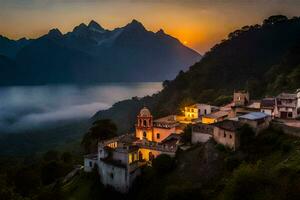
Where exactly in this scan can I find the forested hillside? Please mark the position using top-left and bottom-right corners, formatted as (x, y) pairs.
(94, 15), (300, 133)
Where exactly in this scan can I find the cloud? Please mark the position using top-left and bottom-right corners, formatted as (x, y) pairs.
(8, 102), (109, 131)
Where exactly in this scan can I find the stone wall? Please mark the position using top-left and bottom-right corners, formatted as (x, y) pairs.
(271, 122), (300, 137)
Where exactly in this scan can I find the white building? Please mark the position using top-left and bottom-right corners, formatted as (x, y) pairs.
(275, 91), (300, 119)
(84, 107), (181, 193)
(184, 104), (212, 120)
(191, 123), (213, 143)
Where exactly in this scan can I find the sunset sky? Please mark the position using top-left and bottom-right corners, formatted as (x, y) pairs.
(1, 0), (300, 53)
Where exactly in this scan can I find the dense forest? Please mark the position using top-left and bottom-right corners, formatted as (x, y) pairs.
(94, 15), (300, 133)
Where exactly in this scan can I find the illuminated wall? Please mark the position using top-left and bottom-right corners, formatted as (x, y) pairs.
(184, 106), (198, 119)
(138, 148), (161, 161)
(136, 128), (153, 141)
(152, 127), (176, 142)
(202, 117), (217, 124)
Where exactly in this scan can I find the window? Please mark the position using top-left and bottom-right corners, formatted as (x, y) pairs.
(224, 133), (226, 138)
(230, 135), (232, 139)
(110, 173), (114, 179)
(204, 109), (207, 115)
(143, 120), (147, 126)
(143, 131), (147, 137)
(149, 152), (154, 161)
(157, 133), (160, 139)
(139, 151), (143, 161)
(89, 161), (93, 167)
(191, 109), (194, 112)
(192, 114), (194, 118)
(288, 112), (293, 118)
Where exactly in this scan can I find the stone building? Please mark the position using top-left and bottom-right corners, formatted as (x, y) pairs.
(238, 112), (271, 134)
(212, 120), (242, 150)
(135, 108), (184, 142)
(84, 107), (183, 193)
(233, 90), (249, 106)
(275, 92), (300, 119)
(191, 123), (214, 143)
(260, 98), (277, 117)
(152, 115), (183, 142)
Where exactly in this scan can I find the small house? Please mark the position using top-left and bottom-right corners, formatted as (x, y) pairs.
(238, 112), (271, 133)
(202, 110), (229, 124)
(213, 120), (242, 150)
(191, 123), (214, 143)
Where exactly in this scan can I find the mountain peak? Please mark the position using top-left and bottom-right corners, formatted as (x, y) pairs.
(72, 23), (89, 35)
(48, 28), (63, 37)
(124, 19), (146, 31)
(88, 20), (104, 31)
(156, 29), (165, 35)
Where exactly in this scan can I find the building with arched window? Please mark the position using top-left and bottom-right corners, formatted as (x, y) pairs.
(84, 107), (183, 193)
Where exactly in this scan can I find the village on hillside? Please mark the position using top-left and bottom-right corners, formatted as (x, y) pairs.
(84, 89), (300, 193)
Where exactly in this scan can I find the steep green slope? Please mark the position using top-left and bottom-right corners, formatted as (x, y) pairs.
(93, 15), (300, 133)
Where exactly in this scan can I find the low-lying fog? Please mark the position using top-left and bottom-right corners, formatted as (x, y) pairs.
(0, 83), (162, 133)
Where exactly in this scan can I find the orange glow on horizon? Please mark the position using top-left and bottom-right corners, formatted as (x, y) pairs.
(1, 1), (300, 54)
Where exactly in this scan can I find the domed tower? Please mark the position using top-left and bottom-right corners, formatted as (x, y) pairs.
(135, 107), (153, 141)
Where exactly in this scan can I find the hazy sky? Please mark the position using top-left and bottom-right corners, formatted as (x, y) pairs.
(1, 0), (300, 53)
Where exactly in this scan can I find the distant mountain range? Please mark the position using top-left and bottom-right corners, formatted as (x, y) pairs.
(0, 20), (201, 85)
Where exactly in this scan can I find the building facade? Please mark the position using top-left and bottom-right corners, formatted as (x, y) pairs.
(233, 90), (249, 106)
(184, 104), (212, 120)
(276, 92), (300, 119)
(191, 123), (213, 143)
(84, 107), (182, 193)
(212, 120), (242, 150)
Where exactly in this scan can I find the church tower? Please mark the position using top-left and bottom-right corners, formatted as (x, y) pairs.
(135, 107), (153, 141)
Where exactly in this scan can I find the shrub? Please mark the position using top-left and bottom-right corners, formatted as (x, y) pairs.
(152, 154), (174, 175)
(281, 142), (293, 153)
(225, 156), (241, 171)
(223, 163), (275, 200)
(215, 144), (226, 152)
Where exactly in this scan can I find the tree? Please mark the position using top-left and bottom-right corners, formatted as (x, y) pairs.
(43, 150), (59, 162)
(81, 119), (118, 153)
(263, 15), (288, 25)
(181, 125), (192, 144)
(41, 161), (68, 185)
(14, 167), (41, 197)
(152, 154), (174, 175)
(238, 124), (255, 151)
(223, 163), (275, 200)
(61, 152), (73, 164)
